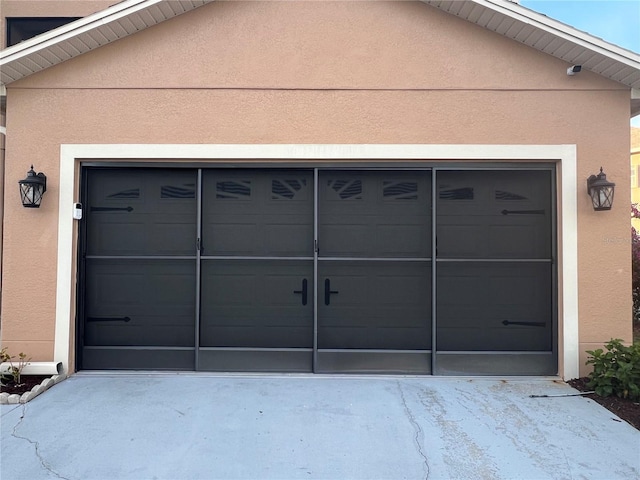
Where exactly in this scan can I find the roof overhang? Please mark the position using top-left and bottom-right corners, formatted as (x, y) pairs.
(1, 0), (639, 116)
(422, 0), (640, 89)
(0, 0), (215, 85)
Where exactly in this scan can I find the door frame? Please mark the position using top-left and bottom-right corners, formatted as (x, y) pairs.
(58, 144), (577, 377)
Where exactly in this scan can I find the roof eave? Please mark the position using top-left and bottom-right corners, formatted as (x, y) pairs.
(0, 0), (216, 85)
(421, 0), (640, 89)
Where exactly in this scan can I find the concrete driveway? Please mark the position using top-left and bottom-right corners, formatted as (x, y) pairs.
(1, 374), (638, 479)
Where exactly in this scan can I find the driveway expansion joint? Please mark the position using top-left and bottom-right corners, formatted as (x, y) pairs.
(397, 380), (430, 480)
(10, 404), (72, 480)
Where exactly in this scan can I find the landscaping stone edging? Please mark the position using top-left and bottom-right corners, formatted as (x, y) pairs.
(0, 373), (67, 404)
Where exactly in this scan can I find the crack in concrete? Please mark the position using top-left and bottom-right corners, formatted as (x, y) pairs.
(396, 381), (430, 480)
(11, 404), (72, 480)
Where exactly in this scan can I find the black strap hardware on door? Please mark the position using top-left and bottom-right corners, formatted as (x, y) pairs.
(324, 278), (339, 305)
(90, 206), (134, 212)
(500, 209), (545, 215)
(293, 279), (308, 306)
(87, 316), (131, 323)
(502, 320), (546, 327)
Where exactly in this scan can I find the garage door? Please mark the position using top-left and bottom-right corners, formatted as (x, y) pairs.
(79, 167), (555, 374)
(435, 170), (554, 374)
(81, 169), (197, 369)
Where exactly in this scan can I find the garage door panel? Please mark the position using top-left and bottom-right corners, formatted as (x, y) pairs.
(487, 224), (540, 257)
(264, 220), (314, 256)
(205, 223), (257, 256)
(84, 259), (195, 347)
(437, 263), (552, 351)
(82, 349), (193, 371)
(204, 219), (313, 257)
(317, 170), (432, 362)
(319, 171), (431, 258)
(203, 171), (313, 257)
(319, 326), (431, 350)
(87, 169), (196, 256)
(437, 327), (551, 352)
(376, 224), (429, 257)
(87, 261), (195, 308)
(201, 327), (312, 348)
(320, 225), (368, 256)
(318, 262), (431, 349)
(438, 218), (550, 258)
(85, 324), (194, 347)
(437, 170), (551, 259)
(200, 260), (313, 348)
(89, 218), (196, 256)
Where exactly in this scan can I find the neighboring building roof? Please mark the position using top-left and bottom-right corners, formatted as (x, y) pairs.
(1, 0), (640, 113)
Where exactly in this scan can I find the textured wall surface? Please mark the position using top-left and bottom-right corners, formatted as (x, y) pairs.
(1, 1), (632, 375)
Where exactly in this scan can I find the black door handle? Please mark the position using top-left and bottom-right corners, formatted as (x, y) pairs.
(293, 278), (308, 306)
(324, 279), (339, 305)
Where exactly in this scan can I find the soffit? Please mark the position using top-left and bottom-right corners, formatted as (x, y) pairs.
(422, 0), (640, 90)
(0, 0), (215, 85)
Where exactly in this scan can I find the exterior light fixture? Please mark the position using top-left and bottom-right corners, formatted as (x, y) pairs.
(587, 167), (615, 211)
(18, 165), (47, 208)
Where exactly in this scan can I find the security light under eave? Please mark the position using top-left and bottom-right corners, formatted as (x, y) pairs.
(587, 167), (615, 211)
(567, 65), (582, 76)
(18, 166), (47, 208)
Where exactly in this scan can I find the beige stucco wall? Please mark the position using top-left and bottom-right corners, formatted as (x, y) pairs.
(1, 1), (632, 376)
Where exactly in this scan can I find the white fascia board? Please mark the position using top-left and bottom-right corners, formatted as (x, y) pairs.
(1, 1), (215, 64)
(458, 0), (640, 68)
(1, 0), (155, 61)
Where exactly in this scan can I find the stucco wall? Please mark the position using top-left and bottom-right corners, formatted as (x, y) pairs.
(1, 1), (632, 376)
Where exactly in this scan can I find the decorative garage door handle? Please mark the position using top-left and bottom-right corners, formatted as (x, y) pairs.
(324, 279), (339, 305)
(293, 279), (308, 306)
(502, 320), (545, 327)
(87, 316), (131, 323)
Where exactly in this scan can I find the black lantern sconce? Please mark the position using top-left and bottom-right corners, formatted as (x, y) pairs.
(18, 166), (47, 208)
(587, 167), (615, 211)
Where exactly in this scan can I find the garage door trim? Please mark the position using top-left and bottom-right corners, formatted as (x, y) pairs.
(56, 144), (578, 377)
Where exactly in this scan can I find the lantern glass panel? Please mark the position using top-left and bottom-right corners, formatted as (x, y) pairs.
(590, 186), (613, 211)
(19, 183), (44, 207)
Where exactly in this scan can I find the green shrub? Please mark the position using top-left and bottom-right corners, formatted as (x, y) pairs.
(586, 339), (640, 400)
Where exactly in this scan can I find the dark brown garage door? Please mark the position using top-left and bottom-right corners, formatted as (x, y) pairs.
(79, 167), (555, 375)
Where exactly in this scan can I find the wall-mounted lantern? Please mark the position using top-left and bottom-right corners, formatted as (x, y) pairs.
(18, 166), (47, 208)
(587, 167), (615, 211)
